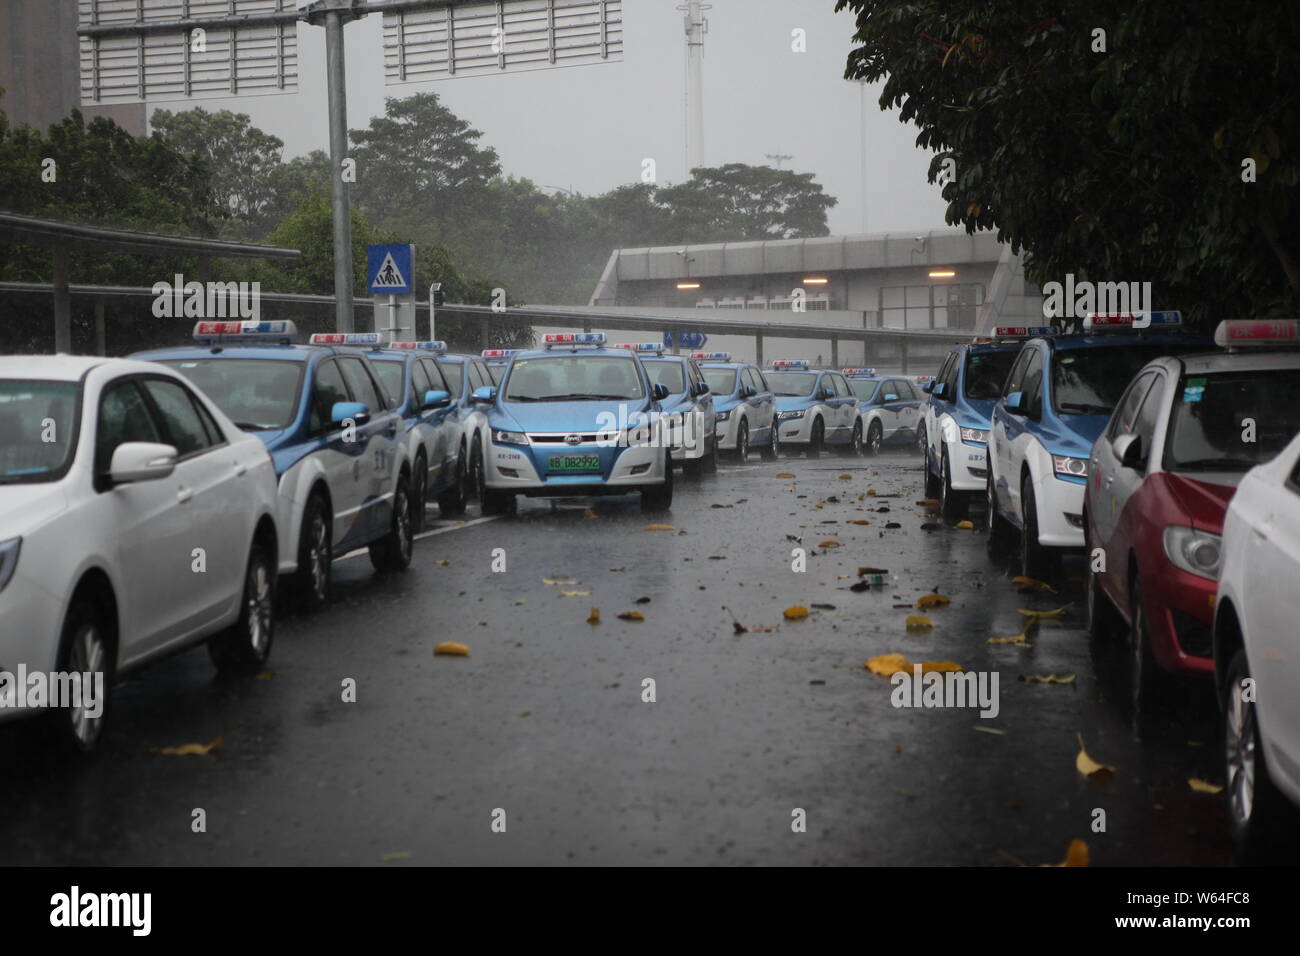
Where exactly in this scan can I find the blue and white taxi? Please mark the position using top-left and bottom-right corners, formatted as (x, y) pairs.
(842, 368), (924, 458)
(341, 340), (466, 532)
(434, 351), (497, 505)
(986, 312), (1210, 576)
(134, 323), (415, 610)
(767, 361), (861, 457)
(0, 353), (280, 751)
(693, 352), (779, 462)
(921, 333), (1031, 519)
(619, 344), (717, 477)
(474, 333), (673, 513)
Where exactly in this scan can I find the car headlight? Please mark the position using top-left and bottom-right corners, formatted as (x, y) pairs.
(960, 427), (989, 444)
(778, 409), (805, 421)
(1163, 526), (1222, 580)
(715, 409), (731, 422)
(1051, 454), (1089, 479)
(0, 537), (20, 593)
(492, 429), (528, 445)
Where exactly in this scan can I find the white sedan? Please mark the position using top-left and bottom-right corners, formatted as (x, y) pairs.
(0, 355), (280, 753)
(1214, 422), (1300, 863)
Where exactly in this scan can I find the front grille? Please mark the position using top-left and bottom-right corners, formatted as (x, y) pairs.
(1171, 609), (1213, 658)
(529, 433), (602, 444)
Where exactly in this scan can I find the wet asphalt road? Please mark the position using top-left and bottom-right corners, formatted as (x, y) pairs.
(0, 448), (1233, 866)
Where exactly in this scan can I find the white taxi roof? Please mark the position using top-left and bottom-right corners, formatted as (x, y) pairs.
(0, 355), (178, 383)
(1174, 350), (1300, 375)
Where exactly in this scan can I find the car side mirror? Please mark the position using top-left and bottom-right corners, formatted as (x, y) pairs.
(1113, 433), (1143, 469)
(742, 385), (756, 398)
(424, 389), (452, 409)
(1003, 391), (1025, 415)
(471, 385), (496, 403)
(922, 381), (934, 394)
(652, 383), (671, 401)
(331, 401), (369, 427)
(933, 383), (947, 399)
(696, 381), (710, 396)
(108, 441), (177, 484)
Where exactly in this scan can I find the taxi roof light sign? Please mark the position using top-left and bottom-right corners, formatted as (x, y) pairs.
(612, 342), (665, 353)
(770, 359), (810, 368)
(1214, 319), (1300, 348)
(691, 351), (731, 362)
(482, 349), (522, 359)
(309, 332), (383, 347)
(543, 332), (606, 348)
(193, 320), (297, 344)
(1081, 311), (1183, 332)
(992, 326), (1057, 338)
(841, 367), (877, 376)
(389, 340), (447, 352)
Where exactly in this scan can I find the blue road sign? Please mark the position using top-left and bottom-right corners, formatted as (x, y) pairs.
(662, 330), (674, 349)
(368, 244), (414, 295)
(664, 331), (708, 350)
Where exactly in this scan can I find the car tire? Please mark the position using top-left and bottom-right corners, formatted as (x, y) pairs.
(684, 450), (704, 479)
(866, 420), (883, 457)
(923, 435), (942, 499)
(369, 474), (414, 572)
(1128, 578), (1168, 718)
(52, 598), (113, 754)
(437, 442), (468, 516)
(410, 455), (428, 534)
(294, 493), (332, 612)
(703, 436), (719, 473)
(1222, 647), (1297, 864)
(806, 418), (824, 458)
(1019, 475), (1059, 579)
(1084, 513), (1120, 641)
(843, 420), (863, 457)
(477, 444), (515, 516)
(641, 451), (674, 512)
(759, 419), (780, 460)
(209, 540), (275, 675)
(986, 469), (1015, 552)
(733, 419), (750, 462)
(916, 422), (928, 457)
(939, 448), (968, 521)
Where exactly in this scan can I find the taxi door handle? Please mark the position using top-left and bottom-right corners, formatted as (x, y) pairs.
(234, 462), (247, 478)
(384, 421), (397, 438)
(177, 485), (194, 505)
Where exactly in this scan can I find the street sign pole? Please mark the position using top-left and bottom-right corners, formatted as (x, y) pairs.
(429, 283), (437, 342)
(324, 9), (354, 333)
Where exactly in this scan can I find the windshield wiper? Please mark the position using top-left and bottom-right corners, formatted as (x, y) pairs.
(539, 393), (633, 401)
(506, 395), (544, 402)
(232, 421), (277, 431)
(1057, 402), (1112, 414)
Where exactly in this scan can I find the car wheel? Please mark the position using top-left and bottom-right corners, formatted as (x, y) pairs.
(684, 448), (704, 479)
(641, 450), (674, 512)
(1019, 475), (1059, 579)
(806, 418), (824, 458)
(53, 599), (113, 754)
(915, 422), (928, 457)
(410, 455), (428, 534)
(923, 435), (942, 498)
(209, 540), (275, 675)
(760, 419), (780, 460)
(1222, 648), (1296, 864)
(477, 444), (515, 516)
(844, 420), (864, 457)
(437, 442), (468, 516)
(734, 419), (749, 462)
(986, 469), (1015, 552)
(866, 420), (883, 457)
(1128, 578), (1167, 718)
(1084, 514), (1119, 641)
(939, 448), (968, 521)
(295, 493), (331, 612)
(370, 474), (414, 572)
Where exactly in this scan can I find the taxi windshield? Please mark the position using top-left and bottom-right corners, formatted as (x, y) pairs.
(503, 355), (644, 401)
(1052, 343), (1202, 415)
(161, 358), (303, 430)
(643, 361), (685, 395)
(0, 380), (79, 484)
(369, 359), (405, 406)
(1166, 369), (1300, 472)
(486, 364), (506, 385)
(702, 368), (737, 395)
(766, 372), (817, 397)
(848, 379), (880, 401)
(964, 351), (1016, 400)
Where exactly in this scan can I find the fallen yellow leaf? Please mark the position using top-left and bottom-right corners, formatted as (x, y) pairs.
(919, 660), (964, 673)
(435, 559), (451, 566)
(434, 641), (470, 657)
(1047, 839), (1090, 867)
(849, 519), (871, 525)
(1076, 733), (1116, 780)
(151, 737), (223, 757)
(865, 653), (910, 676)
(916, 593), (950, 609)
(587, 608), (600, 625)
(542, 577), (577, 586)
(643, 524), (675, 531)
(380, 851), (412, 862)
(839, 473), (853, 480)
(988, 632), (1032, 646)
(905, 615), (934, 631)
(1022, 673), (1076, 684)
(583, 508), (597, 519)
(1012, 575), (1056, 594)
(866, 489), (877, 496)
(617, 610), (645, 621)
(1019, 604), (1072, 620)
(818, 540), (841, 548)
(558, 589), (591, 597)
(776, 473), (796, 479)
(783, 605), (810, 620)
(955, 520), (975, 530)
(255, 668), (277, 680)
(916, 498), (940, 508)
(1188, 777), (1224, 794)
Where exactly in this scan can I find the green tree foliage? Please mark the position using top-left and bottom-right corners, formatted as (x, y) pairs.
(658, 163), (837, 242)
(836, 0), (1300, 323)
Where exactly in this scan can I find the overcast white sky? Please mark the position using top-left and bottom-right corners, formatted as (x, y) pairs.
(164, 0), (950, 236)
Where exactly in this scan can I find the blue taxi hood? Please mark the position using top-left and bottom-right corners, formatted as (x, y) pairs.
(775, 394), (818, 413)
(494, 398), (655, 433)
(658, 391), (691, 414)
(957, 397), (998, 428)
(1044, 412), (1109, 458)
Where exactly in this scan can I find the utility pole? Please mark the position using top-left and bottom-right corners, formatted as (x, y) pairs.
(765, 152), (793, 169)
(677, 1), (710, 174)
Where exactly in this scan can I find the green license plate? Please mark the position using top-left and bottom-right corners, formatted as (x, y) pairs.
(548, 454), (602, 473)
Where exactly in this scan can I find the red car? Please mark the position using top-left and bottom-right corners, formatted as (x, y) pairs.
(1084, 324), (1300, 714)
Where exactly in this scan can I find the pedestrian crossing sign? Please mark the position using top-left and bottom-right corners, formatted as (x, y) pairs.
(368, 244), (414, 295)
